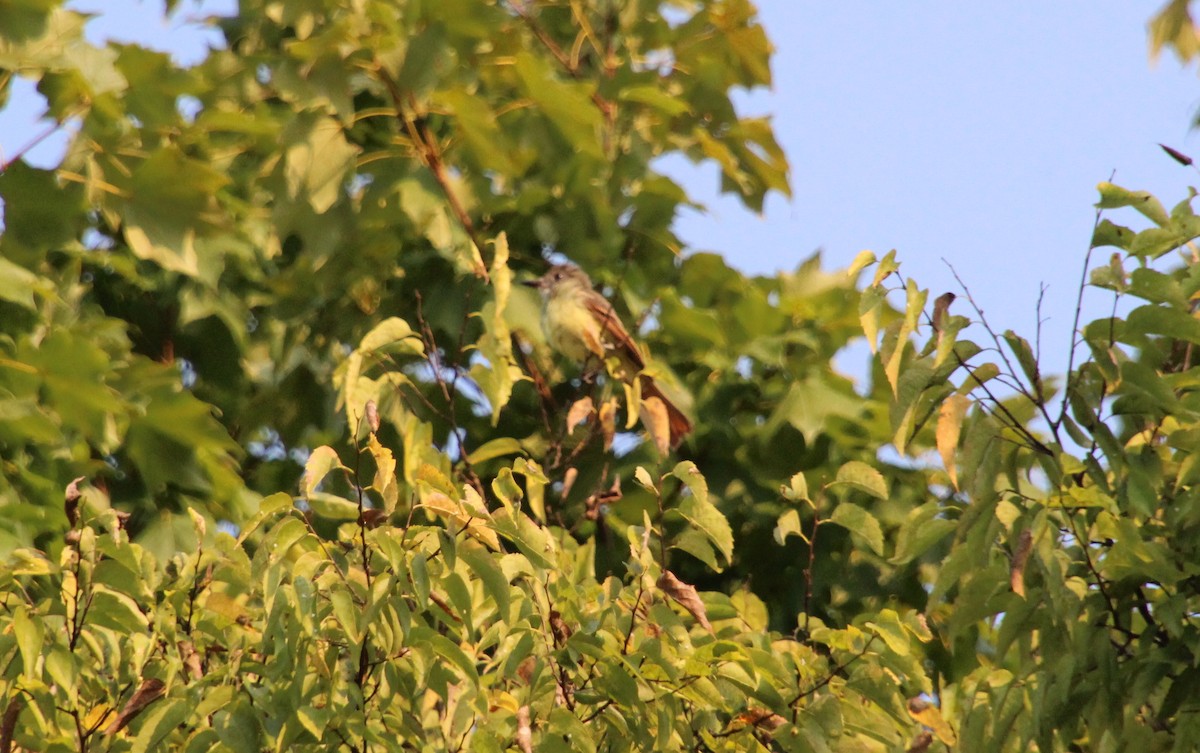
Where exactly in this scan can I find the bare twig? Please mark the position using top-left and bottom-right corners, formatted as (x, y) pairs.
(801, 502), (820, 636)
(1058, 177), (1112, 430)
(942, 261), (1060, 444)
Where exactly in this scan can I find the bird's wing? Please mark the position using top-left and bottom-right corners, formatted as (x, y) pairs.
(583, 291), (645, 371)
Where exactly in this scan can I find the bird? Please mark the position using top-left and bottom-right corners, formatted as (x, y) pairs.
(523, 263), (692, 449)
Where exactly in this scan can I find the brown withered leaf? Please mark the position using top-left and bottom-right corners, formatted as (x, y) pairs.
(359, 508), (388, 528)
(105, 678), (166, 736)
(1010, 528), (1034, 597)
(657, 570), (713, 633)
(179, 641), (203, 681)
(64, 476), (86, 527)
(598, 398), (617, 451)
(516, 705), (532, 753)
(565, 397), (595, 436)
(561, 467), (578, 500)
(1160, 143), (1194, 166)
(906, 730), (934, 753)
(640, 396), (671, 455)
(516, 656), (536, 685)
(1, 694), (22, 753)
(549, 609), (573, 647)
(364, 399), (380, 433)
(735, 707), (787, 735)
(931, 292), (956, 334)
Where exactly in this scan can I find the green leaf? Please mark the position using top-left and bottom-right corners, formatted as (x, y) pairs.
(668, 462), (732, 570)
(0, 161), (84, 249)
(358, 316), (424, 355)
(409, 624), (479, 683)
(782, 472), (810, 503)
(514, 51), (603, 159)
(302, 446), (345, 499)
(132, 699), (191, 753)
(1091, 219), (1133, 250)
(865, 609), (911, 656)
(766, 373), (863, 442)
(395, 22), (452, 96)
(89, 587), (150, 633)
(891, 502), (956, 564)
(1096, 181), (1170, 226)
(828, 461), (888, 500)
(466, 437), (524, 465)
(1002, 330), (1042, 395)
(283, 114), (359, 213)
(620, 85), (691, 117)
(1126, 304), (1200, 344)
(306, 491), (360, 521)
(828, 504), (885, 556)
(295, 705), (332, 742)
(460, 547), (511, 619)
(440, 89), (517, 173)
(670, 461), (709, 506)
(773, 508), (805, 546)
(13, 605), (43, 680)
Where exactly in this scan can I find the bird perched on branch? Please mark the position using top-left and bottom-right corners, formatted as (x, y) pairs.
(523, 264), (692, 449)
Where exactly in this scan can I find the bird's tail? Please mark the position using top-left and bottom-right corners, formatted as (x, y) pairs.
(639, 375), (693, 450)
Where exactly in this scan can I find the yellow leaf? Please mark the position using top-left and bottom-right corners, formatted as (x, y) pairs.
(936, 395), (971, 490)
(907, 697), (956, 746)
(885, 280), (927, 396)
(368, 433), (398, 514)
(423, 489), (501, 551)
(641, 396), (671, 455)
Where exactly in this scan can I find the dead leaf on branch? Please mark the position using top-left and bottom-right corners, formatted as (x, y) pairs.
(549, 609), (573, 647)
(641, 396), (670, 455)
(732, 708), (787, 736)
(64, 476), (86, 527)
(565, 397), (595, 435)
(598, 398), (617, 451)
(657, 570), (713, 633)
(105, 678), (166, 736)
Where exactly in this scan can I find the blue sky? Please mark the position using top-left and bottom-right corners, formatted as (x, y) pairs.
(662, 3), (1198, 377)
(2, 1), (1197, 380)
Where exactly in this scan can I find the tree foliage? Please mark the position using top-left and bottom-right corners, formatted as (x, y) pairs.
(2, 0), (1200, 750)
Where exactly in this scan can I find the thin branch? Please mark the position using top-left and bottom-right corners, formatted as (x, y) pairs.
(372, 64), (490, 281)
(942, 261), (1061, 446)
(1058, 178), (1111, 429)
(801, 501), (819, 636)
(788, 634), (879, 722)
(506, 0), (616, 148)
(0, 117), (72, 174)
(413, 291), (485, 498)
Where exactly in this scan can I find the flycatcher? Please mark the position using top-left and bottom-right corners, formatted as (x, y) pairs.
(524, 264), (692, 448)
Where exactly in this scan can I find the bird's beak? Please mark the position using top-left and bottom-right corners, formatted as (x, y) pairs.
(521, 277), (543, 289)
